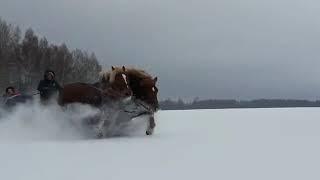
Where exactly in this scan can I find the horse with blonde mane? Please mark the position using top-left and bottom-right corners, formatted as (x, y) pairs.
(58, 66), (132, 106)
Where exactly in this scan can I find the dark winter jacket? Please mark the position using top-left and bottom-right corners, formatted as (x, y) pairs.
(37, 79), (62, 101)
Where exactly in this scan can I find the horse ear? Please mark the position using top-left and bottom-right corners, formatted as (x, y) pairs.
(122, 66), (126, 72)
(112, 66), (115, 71)
(154, 77), (158, 83)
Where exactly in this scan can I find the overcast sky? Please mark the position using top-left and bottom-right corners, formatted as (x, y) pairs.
(1, 0), (320, 100)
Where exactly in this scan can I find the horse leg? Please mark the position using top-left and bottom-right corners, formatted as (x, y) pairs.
(84, 111), (105, 139)
(96, 108), (120, 138)
(146, 114), (156, 135)
(95, 118), (106, 138)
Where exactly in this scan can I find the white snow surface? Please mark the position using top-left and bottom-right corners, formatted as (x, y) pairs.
(1, 106), (320, 180)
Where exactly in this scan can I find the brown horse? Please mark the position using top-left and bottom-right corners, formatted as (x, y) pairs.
(58, 83), (100, 106)
(59, 66), (132, 106)
(125, 67), (159, 111)
(104, 66), (159, 135)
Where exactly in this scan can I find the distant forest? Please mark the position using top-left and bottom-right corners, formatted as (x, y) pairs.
(159, 98), (320, 110)
(0, 17), (101, 94)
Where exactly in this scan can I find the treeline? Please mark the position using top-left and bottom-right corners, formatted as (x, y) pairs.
(0, 18), (101, 93)
(160, 99), (320, 110)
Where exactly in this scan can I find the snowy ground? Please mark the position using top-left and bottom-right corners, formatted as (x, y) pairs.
(0, 106), (320, 180)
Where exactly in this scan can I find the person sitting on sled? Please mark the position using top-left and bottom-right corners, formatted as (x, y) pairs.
(5, 86), (21, 98)
(3, 86), (31, 108)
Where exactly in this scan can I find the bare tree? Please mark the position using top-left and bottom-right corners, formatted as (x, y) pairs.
(0, 17), (102, 94)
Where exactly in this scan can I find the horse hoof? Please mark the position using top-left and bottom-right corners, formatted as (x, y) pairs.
(96, 132), (103, 138)
(146, 129), (154, 136)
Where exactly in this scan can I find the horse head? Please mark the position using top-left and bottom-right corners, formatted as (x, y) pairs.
(99, 66), (132, 100)
(139, 76), (159, 111)
(125, 67), (159, 112)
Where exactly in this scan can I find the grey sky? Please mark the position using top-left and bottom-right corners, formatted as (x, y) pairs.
(1, 0), (320, 100)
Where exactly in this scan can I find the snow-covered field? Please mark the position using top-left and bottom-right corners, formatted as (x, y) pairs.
(0, 106), (320, 180)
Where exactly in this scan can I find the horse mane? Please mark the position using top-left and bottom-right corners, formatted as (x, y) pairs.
(98, 70), (109, 81)
(99, 67), (124, 83)
(125, 67), (153, 80)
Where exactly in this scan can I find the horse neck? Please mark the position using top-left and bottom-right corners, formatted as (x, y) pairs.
(127, 76), (141, 95)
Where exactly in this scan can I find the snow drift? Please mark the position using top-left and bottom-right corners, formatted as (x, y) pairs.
(0, 99), (149, 142)
(0, 107), (320, 180)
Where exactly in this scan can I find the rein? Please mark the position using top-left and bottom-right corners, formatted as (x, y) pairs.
(122, 98), (154, 118)
(134, 99), (154, 112)
(86, 82), (156, 118)
(32, 92), (40, 96)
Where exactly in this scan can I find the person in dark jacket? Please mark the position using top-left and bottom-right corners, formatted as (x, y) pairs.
(37, 70), (62, 103)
